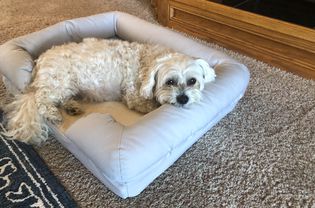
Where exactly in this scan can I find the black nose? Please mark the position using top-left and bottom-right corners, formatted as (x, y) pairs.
(176, 94), (189, 105)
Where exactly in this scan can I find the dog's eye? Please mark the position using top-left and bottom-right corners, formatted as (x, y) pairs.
(187, 78), (196, 86)
(166, 79), (177, 86)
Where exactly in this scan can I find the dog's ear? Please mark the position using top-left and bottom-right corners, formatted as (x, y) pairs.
(139, 64), (161, 99)
(194, 59), (216, 83)
(140, 52), (175, 99)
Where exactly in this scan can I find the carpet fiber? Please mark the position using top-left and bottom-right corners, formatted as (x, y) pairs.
(1, 0), (315, 207)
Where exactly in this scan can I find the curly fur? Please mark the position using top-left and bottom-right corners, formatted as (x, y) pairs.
(5, 38), (215, 144)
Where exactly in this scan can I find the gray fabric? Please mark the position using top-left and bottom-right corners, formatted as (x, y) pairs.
(115, 13), (233, 66)
(0, 43), (33, 91)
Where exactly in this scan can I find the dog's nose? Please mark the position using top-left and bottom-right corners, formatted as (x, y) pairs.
(176, 94), (189, 105)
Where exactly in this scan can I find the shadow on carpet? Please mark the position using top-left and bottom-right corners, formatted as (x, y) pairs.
(0, 111), (77, 208)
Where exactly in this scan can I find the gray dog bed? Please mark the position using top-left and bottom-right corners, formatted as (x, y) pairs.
(0, 12), (250, 198)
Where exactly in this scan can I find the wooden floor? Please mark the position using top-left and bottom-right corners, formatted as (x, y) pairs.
(153, 0), (315, 79)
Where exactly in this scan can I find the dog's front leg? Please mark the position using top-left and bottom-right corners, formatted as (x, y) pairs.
(122, 93), (160, 114)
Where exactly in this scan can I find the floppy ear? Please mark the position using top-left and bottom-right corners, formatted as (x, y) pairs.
(139, 64), (161, 99)
(140, 53), (174, 99)
(194, 59), (216, 83)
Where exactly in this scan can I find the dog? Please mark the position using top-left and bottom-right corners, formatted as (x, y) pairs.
(4, 38), (216, 144)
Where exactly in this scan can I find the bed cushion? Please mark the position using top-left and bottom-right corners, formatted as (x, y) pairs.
(0, 11), (250, 198)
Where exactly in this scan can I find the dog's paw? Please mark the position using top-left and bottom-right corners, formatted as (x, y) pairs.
(64, 106), (84, 116)
(62, 100), (84, 116)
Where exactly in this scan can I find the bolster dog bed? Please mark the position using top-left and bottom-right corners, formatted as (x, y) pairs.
(0, 11), (250, 198)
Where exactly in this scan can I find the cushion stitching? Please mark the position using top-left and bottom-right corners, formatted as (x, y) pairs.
(118, 124), (128, 196)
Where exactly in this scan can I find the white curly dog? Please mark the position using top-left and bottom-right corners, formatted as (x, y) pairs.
(5, 38), (216, 144)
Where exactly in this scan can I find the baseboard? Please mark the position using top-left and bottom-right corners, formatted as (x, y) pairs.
(154, 0), (315, 79)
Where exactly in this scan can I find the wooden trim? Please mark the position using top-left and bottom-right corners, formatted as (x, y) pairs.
(156, 0), (315, 79)
(155, 0), (170, 26)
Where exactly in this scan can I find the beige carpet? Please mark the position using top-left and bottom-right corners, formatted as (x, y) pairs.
(1, 0), (315, 207)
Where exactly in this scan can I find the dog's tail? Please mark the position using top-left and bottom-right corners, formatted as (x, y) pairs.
(4, 92), (48, 144)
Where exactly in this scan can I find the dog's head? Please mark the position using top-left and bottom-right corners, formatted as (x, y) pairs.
(140, 53), (215, 107)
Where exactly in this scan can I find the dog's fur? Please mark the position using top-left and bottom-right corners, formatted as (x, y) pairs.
(5, 38), (215, 144)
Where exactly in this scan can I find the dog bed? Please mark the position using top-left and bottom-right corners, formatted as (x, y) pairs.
(0, 11), (250, 198)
